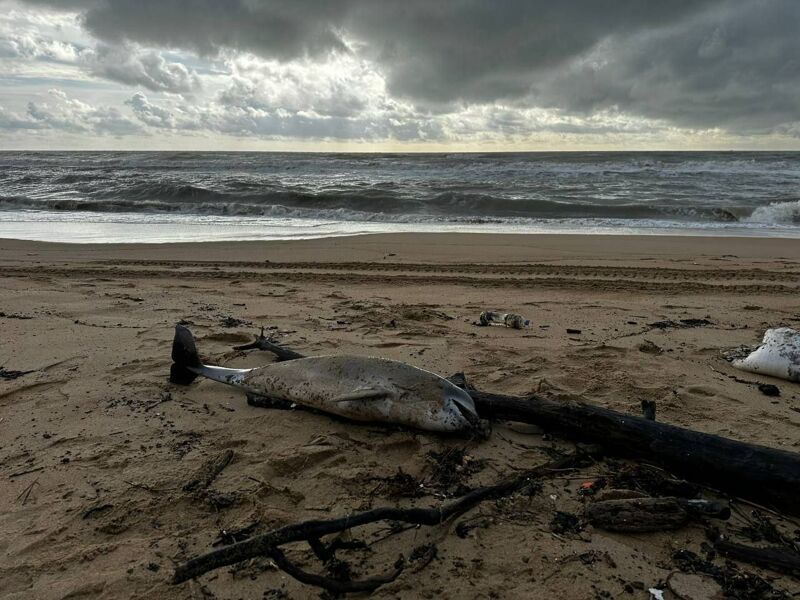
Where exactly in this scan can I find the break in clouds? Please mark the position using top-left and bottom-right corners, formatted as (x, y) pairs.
(1, 0), (799, 147)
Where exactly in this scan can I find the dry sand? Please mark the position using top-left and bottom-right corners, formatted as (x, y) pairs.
(1, 233), (800, 599)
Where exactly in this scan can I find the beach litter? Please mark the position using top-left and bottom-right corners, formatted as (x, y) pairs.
(477, 310), (530, 329)
(758, 383), (780, 397)
(648, 587), (665, 600)
(648, 318), (713, 330)
(731, 327), (800, 382)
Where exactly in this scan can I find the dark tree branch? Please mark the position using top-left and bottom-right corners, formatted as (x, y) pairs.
(266, 545), (403, 594)
(234, 327), (305, 361)
(172, 454), (582, 585)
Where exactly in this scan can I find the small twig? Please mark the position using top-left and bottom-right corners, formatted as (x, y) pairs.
(9, 466), (44, 478)
(183, 450), (235, 492)
(144, 392), (173, 412)
(730, 497), (800, 530)
(16, 479), (39, 505)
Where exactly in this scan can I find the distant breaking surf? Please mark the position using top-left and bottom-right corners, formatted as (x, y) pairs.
(0, 150), (798, 242)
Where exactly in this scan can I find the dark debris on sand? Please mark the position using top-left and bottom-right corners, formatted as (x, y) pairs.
(550, 511), (584, 535)
(648, 318), (713, 330)
(673, 549), (789, 600)
(376, 468), (424, 499)
(221, 315), (252, 328)
(425, 447), (487, 496)
(0, 367), (35, 380)
(608, 463), (700, 498)
(737, 510), (794, 547)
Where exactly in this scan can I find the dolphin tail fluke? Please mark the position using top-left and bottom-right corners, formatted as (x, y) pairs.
(170, 324), (201, 384)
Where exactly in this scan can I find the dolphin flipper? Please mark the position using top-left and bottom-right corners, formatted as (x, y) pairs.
(331, 388), (391, 403)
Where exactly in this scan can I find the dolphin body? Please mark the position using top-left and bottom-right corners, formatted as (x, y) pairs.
(733, 327), (800, 382)
(170, 325), (481, 433)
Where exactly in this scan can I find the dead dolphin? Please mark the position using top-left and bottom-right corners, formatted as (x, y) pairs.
(732, 327), (800, 382)
(169, 325), (481, 433)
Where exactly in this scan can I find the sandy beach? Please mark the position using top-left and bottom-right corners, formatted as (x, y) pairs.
(2, 232), (800, 599)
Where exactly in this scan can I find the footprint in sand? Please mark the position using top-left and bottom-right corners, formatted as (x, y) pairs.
(265, 445), (344, 477)
(685, 385), (717, 397)
(0, 379), (69, 407)
(203, 331), (253, 344)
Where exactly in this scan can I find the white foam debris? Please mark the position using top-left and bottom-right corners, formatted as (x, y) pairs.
(732, 327), (800, 382)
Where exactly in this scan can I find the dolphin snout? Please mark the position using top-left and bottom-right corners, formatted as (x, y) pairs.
(449, 396), (488, 437)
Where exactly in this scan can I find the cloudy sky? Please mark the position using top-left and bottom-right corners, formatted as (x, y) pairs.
(1, 0), (799, 151)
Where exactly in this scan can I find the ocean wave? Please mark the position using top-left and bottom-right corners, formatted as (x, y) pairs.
(0, 192), (765, 225)
(1, 151), (799, 230)
(53, 173), (107, 184)
(743, 200), (800, 224)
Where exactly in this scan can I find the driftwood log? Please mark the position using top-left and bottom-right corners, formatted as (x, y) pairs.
(464, 385), (800, 517)
(585, 497), (730, 532)
(237, 337), (800, 517)
(713, 536), (800, 576)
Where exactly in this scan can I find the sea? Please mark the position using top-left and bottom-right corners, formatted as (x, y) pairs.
(0, 151), (798, 243)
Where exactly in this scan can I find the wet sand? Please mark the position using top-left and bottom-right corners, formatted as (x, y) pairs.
(1, 233), (799, 599)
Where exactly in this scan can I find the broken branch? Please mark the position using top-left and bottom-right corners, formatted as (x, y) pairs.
(234, 327), (305, 361)
(266, 545), (403, 594)
(172, 453), (582, 586)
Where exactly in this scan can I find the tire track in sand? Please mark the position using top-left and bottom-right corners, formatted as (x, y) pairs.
(2, 264), (797, 294)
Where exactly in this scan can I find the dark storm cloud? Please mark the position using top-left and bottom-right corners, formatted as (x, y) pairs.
(23, 0), (350, 59)
(350, 1), (723, 104)
(15, 0), (800, 133)
(22, 1), (720, 96)
(533, 0), (800, 133)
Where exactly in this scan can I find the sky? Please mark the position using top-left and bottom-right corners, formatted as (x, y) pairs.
(0, 0), (799, 151)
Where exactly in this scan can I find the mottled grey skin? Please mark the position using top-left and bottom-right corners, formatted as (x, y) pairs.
(194, 356), (480, 433)
(170, 324), (481, 433)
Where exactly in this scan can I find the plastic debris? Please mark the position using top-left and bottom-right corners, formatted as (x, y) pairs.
(732, 327), (800, 382)
(648, 588), (665, 600)
(478, 311), (530, 329)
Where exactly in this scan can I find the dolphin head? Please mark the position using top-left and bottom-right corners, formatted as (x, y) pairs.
(442, 391), (489, 437)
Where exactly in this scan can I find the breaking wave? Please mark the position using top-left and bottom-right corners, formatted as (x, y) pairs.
(744, 200), (800, 224)
(1, 150), (799, 233)
(0, 192), (764, 224)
